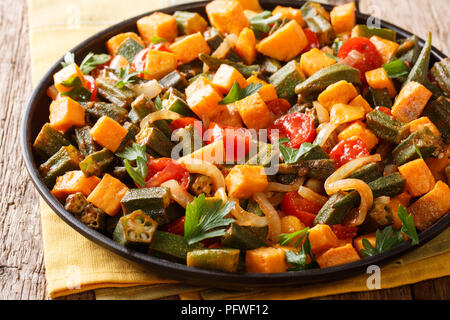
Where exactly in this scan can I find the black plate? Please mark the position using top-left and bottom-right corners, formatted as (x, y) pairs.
(21, 0), (449, 290)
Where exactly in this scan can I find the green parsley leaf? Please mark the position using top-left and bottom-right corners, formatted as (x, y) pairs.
(383, 58), (410, 78)
(414, 142), (423, 160)
(152, 36), (167, 44)
(116, 143), (148, 187)
(397, 205), (419, 245)
(278, 227), (310, 248)
(155, 95), (163, 110)
(80, 52), (111, 74)
(219, 82), (262, 105)
(184, 194), (235, 245)
(115, 66), (144, 88)
(274, 138), (316, 164)
(285, 234), (318, 271)
(60, 76), (92, 102)
(324, 52), (339, 61)
(249, 11), (281, 33)
(61, 52), (75, 67)
(360, 226), (404, 257)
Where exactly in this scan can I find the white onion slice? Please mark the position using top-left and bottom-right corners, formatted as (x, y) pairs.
(265, 182), (299, 193)
(178, 158), (225, 190)
(314, 122), (337, 147)
(109, 55), (129, 71)
(313, 101), (330, 124)
(140, 110), (182, 129)
(129, 80), (162, 100)
(160, 180), (194, 208)
(212, 33), (238, 59)
(298, 186), (328, 206)
(253, 192), (281, 242)
(229, 197), (268, 228)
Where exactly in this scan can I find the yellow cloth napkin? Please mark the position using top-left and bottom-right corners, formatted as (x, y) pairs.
(29, 0), (450, 300)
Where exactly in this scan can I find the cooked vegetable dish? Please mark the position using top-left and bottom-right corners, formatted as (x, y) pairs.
(34, 0), (450, 273)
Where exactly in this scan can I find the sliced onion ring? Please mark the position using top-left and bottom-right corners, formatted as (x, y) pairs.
(313, 101), (330, 124)
(253, 192), (281, 242)
(140, 110), (182, 129)
(160, 179), (194, 208)
(178, 158), (225, 190)
(315, 122), (337, 147)
(265, 182), (299, 193)
(298, 186), (328, 206)
(229, 197), (268, 228)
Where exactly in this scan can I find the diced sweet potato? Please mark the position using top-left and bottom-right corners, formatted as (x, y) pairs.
(308, 224), (339, 255)
(300, 48), (337, 77)
(391, 81), (432, 123)
(329, 103), (366, 125)
(316, 244), (361, 268)
(246, 75), (278, 102)
(389, 191), (412, 229)
(245, 246), (287, 273)
(106, 32), (144, 56)
(349, 95), (373, 114)
(206, 0), (250, 35)
(179, 140), (225, 165)
(53, 63), (86, 93)
(425, 147), (450, 182)
(210, 104), (244, 127)
(398, 158), (435, 197)
(408, 116), (441, 137)
(186, 76), (224, 119)
(256, 20), (308, 61)
(338, 121), (379, 150)
(234, 93), (272, 130)
(90, 116), (128, 153)
(169, 32), (211, 64)
(212, 64), (248, 95)
(272, 5), (306, 27)
(365, 67), (396, 98)
(49, 97), (85, 133)
(225, 165), (268, 199)
(330, 2), (356, 34)
(235, 27), (257, 65)
(280, 215), (306, 246)
(87, 174), (129, 216)
(143, 50), (177, 80)
(317, 80), (358, 111)
(137, 12), (178, 45)
(233, 0), (263, 12)
(51, 170), (101, 201)
(370, 35), (400, 64)
(408, 181), (450, 231)
(353, 232), (376, 255)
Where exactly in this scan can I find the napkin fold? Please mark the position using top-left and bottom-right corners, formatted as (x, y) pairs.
(29, 0), (450, 299)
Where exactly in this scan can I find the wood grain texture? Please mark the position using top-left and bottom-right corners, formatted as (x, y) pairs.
(0, 0), (448, 300)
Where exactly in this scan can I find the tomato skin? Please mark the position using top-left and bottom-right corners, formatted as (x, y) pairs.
(375, 106), (392, 116)
(150, 43), (172, 53)
(280, 192), (322, 227)
(301, 29), (320, 53)
(268, 112), (316, 148)
(84, 75), (97, 101)
(170, 117), (205, 136)
(337, 37), (383, 82)
(266, 98), (291, 117)
(131, 48), (149, 76)
(145, 158), (190, 190)
(165, 216), (185, 236)
(206, 122), (252, 162)
(329, 137), (370, 168)
(331, 224), (358, 240)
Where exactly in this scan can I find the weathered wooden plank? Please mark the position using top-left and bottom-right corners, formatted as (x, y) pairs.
(315, 285), (412, 300)
(412, 276), (450, 300)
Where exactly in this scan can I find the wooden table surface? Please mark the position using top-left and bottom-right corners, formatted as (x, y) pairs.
(0, 0), (449, 300)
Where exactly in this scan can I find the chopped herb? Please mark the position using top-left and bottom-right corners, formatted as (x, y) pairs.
(275, 137), (316, 164)
(397, 205), (419, 245)
(383, 58), (410, 78)
(155, 95), (163, 110)
(184, 194), (235, 245)
(249, 11), (282, 33)
(219, 81), (262, 105)
(60, 76), (92, 102)
(278, 227), (310, 247)
(79, 52), (111, 74)
(116, 143), (148, 187)
(285, 233), (318, 271)
(152, 36), (167, 44)
(115, 66), (145, 88)
(414, 142), (423, 159)
(324, 52), (339, 61)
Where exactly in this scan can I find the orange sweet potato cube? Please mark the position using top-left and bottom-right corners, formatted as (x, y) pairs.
(272, 5), (306, 27)
(398, 158), (436, 197)
(308, 224), (339, 255)
(143, 50), (177, 80)
(87, 174), (129, 216)
(90, 116), (128, 152)
(280, 216), (306, 246)
(317, 80), (358, 111)
(316, 244), (360, 268)
(212, 64), (248, 95)
(408, 116), (441, 137)
(210, 104), (244, 128)
(338, 121), (379, 150)
(353, 232), (376, 255)
(137, 12), (178, 45)
(245, 247), (288, 273)
(389, 191), (412, 229)
(169, 32), (211, 64)
(225, 165), (268, 199)
(246, 75), (278, 102)
(53, 63), (87, 93)
(256, 20), (308, 61)
(349, 95), (373, 113)
(185, 76), (224, 119)
(234, 93), (272, 130)
(51, 170), (101, 201)
(49, 97), (85, 133)
(330, 2), (356, 34)
(392, 81), (432, 123)
(365, 67), (397, 98)
(206, 0), (250, 35)
(300, 48), (337, 77)
(235, 27), (257, 65)
(370, 35), (400, 64)
(233, 0), (263, 12)
(106, 32), (144, 56)
(409, 181), (450, 231)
